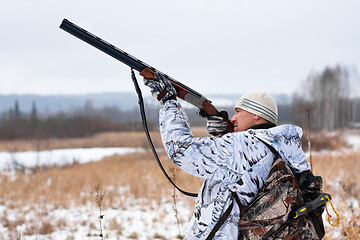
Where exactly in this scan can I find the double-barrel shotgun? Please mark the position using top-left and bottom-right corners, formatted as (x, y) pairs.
(59, 19), (233, 133)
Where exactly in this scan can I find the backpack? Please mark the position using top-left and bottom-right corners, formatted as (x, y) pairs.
(207, 157), (326, 240)
(236, 157), (325, 239)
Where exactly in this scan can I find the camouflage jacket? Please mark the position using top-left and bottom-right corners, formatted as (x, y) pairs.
(159, 100), (311, 239)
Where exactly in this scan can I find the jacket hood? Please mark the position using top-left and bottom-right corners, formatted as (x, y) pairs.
(250, 124), (311, 173)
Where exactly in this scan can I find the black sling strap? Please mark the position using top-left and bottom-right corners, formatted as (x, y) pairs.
(131, 69), (198, 198)
(206, 192), (241, 240)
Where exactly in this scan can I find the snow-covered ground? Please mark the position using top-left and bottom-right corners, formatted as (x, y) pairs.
(0, 132), (359, 239)
(0, 147), (144, 172)
(0, 194), (192, 240)
(344, 133), (360, 150)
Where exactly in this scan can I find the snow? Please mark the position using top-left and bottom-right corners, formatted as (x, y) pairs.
(0, 133), (359, 239)
(0, 197), (192, 240)
(0, 147), (144, 172)
(344, 134), (360, 150)
(0, 146), (193, 239)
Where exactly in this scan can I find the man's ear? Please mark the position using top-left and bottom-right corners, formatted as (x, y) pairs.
(254, 115), (261, 121)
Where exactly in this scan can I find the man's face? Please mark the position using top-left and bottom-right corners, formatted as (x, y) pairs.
(230, 108), (256, 132)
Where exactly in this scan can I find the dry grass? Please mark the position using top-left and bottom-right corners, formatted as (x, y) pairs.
(311, 151), (360, 197)
(0, 131), (159, 152)
(302, 134), (350, 152)
(0, 128), (207, 211)
(0, 151), (203, 209)
(311, 151), (360, 239)
(0, 149), (203, 238)
(0, 128), (208, 152)
(0, 128), (359, 238)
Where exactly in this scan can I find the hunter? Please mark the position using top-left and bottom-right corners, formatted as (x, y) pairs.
(144, 72), (311, 239)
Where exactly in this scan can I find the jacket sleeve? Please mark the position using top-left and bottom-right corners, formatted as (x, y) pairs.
(159, 100), (270, 183)
(159, 100), (241, 181)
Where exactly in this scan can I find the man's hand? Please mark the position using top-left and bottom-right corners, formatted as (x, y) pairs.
(206, 110), (229, 137)
(143, 71), (177, 104)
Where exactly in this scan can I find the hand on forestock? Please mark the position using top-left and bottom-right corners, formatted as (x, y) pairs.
(205, 109), (229, 137)
(143, 71), (177, 104)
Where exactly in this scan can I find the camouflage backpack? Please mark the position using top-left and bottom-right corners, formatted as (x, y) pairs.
(236, 157), (325, 239)
(207, 156), (326, 240)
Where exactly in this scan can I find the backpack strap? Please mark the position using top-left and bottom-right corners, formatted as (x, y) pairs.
(256, 137), (280, 159)
(205, 192), (237, 240)
(206, 138), (279, 240)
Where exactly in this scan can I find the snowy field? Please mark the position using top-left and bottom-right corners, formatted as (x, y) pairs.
(0, 193), (192, 240)
(0, 147), (144, 172)
(0, 131), (360, 239)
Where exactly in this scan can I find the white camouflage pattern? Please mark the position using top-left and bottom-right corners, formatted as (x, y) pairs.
(159, 100), (310, 239)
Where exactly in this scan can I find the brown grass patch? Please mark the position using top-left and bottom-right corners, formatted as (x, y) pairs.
(311, 151), (360, 239)
(0, 131), (159, 152)
(0, 149), (203, 238)
(0, 127), (208, 152)
(0, 151), (203, 209)
(301, 134), (349, 152)
(311, 151), (360, 196)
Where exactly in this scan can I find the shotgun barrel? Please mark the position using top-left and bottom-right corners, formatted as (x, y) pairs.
(59, 19), (234, 132)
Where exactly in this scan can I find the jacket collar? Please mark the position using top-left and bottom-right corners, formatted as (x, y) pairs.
(249, 122), (276, 130)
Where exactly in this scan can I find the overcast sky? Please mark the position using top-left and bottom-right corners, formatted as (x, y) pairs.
(1, 0), (359, 97)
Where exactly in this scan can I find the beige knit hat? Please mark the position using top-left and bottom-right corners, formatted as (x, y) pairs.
(235, 92), (278, 124)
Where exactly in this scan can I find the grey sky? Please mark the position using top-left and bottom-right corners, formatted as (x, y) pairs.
(1, 0), (359, 96)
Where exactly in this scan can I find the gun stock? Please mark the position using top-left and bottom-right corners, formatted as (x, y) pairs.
(60, 19), (234, 133)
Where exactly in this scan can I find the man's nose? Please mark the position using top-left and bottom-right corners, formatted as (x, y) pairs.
(230, 114), (236, 123)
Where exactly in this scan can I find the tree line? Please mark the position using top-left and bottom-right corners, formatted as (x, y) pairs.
(0, 98), (297, 140)
(0, 101), (156, 140)
(1, 65), (359, 140)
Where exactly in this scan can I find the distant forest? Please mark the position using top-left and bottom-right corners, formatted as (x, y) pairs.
(1, 65), (359, 140)
(0, 96), (297, 140)
(0, 101), (157, 140)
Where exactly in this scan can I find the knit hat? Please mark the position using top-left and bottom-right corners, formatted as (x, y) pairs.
(235, 92), (278, 124)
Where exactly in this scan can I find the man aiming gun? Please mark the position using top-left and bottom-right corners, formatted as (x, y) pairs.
(143, 73), (322, 239)
(59, 19), (326, 239)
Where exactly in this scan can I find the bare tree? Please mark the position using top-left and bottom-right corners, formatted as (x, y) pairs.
(294, 65), (352, 130)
